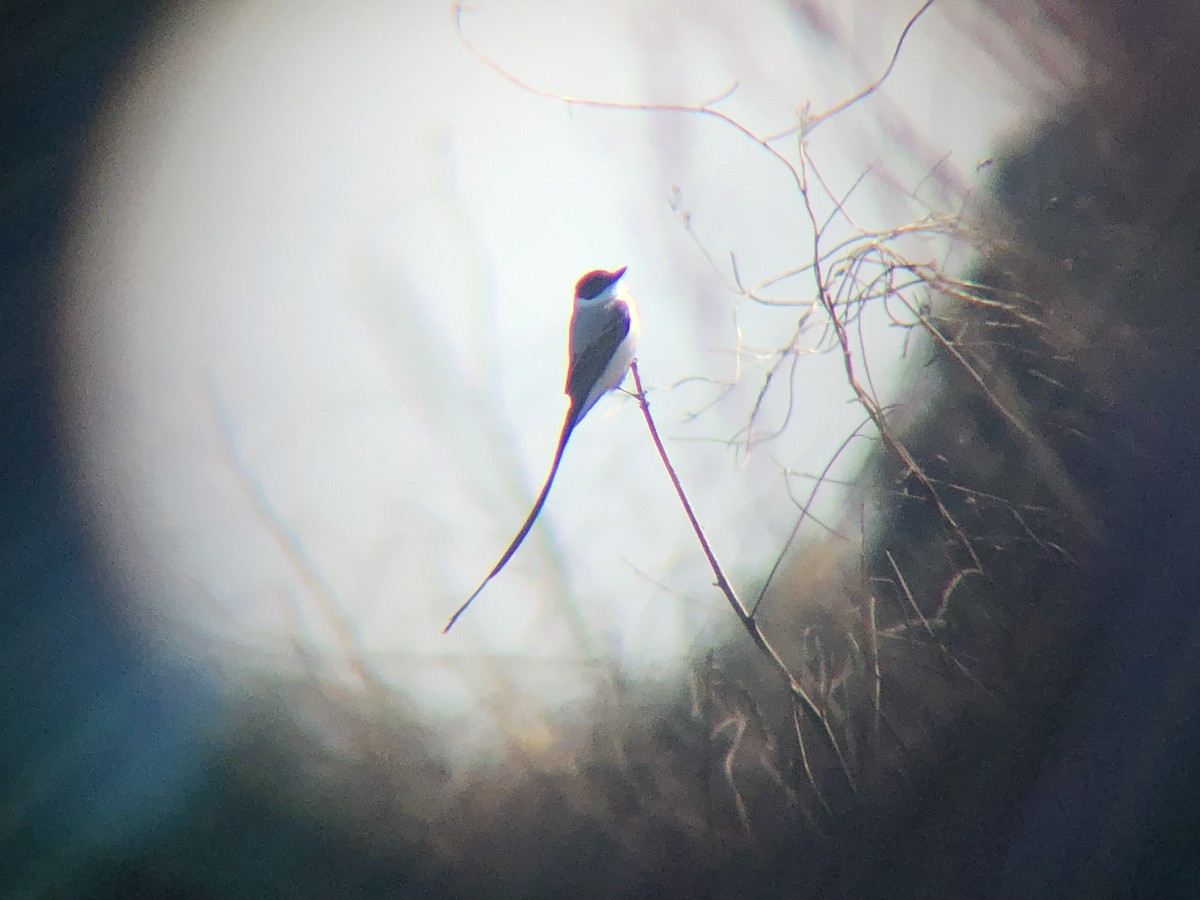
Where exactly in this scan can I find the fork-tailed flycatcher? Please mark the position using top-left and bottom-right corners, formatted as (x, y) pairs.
(443, 266), (640, 632)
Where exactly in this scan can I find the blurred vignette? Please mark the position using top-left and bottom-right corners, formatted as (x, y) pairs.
(5, 0), (1200, 898)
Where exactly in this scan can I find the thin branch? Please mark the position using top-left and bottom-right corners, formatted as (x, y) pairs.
(794, 140), (986, 577)
(885, 550), (992, 695)
(752, 417), (874, 617)
(630, 360), (857, 792)
(453, 3), (804, 193)
(765, 0), (938, 140)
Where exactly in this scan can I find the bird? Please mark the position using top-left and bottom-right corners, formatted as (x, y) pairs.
(443, 266), (640, 633)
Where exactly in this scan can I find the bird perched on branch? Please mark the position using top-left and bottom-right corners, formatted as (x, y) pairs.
(443, 266), (640, 632)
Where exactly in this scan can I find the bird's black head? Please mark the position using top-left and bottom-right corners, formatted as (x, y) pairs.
(574, 266), (627, 301)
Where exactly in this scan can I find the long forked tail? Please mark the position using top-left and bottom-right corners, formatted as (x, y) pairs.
(443, 406), (579, 633)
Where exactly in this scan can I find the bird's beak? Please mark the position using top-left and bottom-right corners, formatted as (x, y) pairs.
(613, 266), (628, 281)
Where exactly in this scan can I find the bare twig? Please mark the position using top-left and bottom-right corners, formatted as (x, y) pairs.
(453, 2), (805, 193)
(764, 0), (937, 139)
(630, 360), (856, 791)
(792, 142), (987, 576)
(752, 417), (874, 617)
(885, 550), (992, 695)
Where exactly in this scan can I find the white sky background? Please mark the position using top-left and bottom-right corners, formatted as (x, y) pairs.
(61, 0), (1070, 755)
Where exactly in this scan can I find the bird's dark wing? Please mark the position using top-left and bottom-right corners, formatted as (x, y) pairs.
(564, 300), (631, 414)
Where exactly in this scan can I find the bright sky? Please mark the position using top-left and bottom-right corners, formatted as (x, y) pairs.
(60, 0), (1066, 757)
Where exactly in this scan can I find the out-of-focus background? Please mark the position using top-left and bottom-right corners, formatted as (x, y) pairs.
(5, 0), (1200, 897)
(55, 0), (1035, 716)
